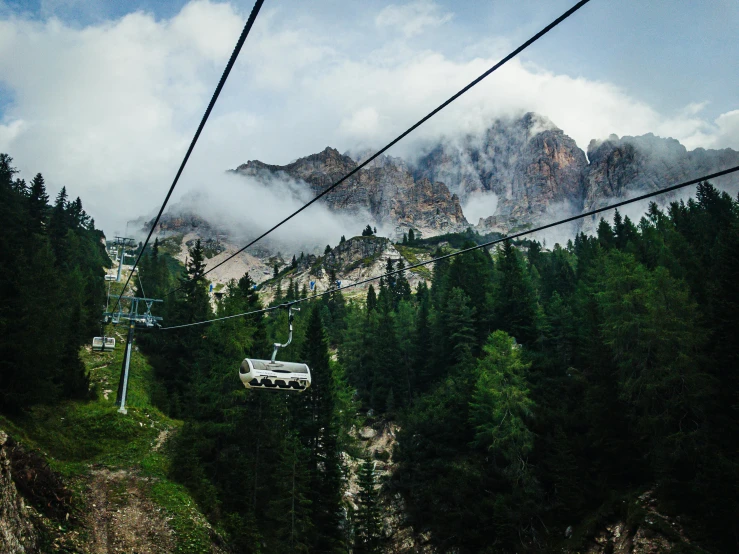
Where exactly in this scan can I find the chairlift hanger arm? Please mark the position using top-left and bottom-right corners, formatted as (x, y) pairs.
(271, 305), (299, 363)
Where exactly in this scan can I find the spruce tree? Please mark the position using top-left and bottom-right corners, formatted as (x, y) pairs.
(470, 331), (535, 478)
(492, 241), (539, 345)
(354, 459), (382, 554)
(27, 173), (49, 233)
(266, 434), (313, 553)
(393, 259), (412, 309)
(295, 307), (345, 552)
(366, 284), (377, 313)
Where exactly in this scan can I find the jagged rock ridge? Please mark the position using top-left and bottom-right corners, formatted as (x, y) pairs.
(415, 112), (589, 232)
(231, 113), (737, 238)
(135, 113), (738, 267)
(232, 147), (468, 238)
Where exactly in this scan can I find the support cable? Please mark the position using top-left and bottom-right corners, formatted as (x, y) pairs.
(158, 165), (739, 331)
(164, 0), (594, 297)
(110, 0), (266, 315)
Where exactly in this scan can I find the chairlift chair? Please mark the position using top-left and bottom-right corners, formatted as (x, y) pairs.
(239, 305), (311, 391)
(92, 336), (116, 352)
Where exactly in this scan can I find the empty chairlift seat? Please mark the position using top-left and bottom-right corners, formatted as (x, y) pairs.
(92, 336), (116, 352)
(240, 359), (311, 391)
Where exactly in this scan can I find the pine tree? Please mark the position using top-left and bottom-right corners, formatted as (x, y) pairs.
(492, 242), (539, 345)
(49, 186), (70, 264)
(384, 258), (396, 292)
(354, 459), (382, 554)
(366, 284), (377, 313)
(444, 288), (477, 360)
(413, 282), (434, 390)
(597, 218), (615, 249)
(181, 240), (209, 316)
(393, 259), (412, 309)
(27, 173), (49, 233)
(407, 228), (415, 244)
(469, 331), (535, 479)
(295, 307), (346, 552)
(266, 434), (313, 553)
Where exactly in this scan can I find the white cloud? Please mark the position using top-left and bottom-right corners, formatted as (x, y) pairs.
(462, 191), (498, 225)
(339, 106), (382, 139)
(375, 0), (453, 38)
(0, 0), (737, 240)
(681, 109), (739, 151)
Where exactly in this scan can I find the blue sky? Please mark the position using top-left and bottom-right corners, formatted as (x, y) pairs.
(0, 0), (737, 235)
(4, 0), (737, 119)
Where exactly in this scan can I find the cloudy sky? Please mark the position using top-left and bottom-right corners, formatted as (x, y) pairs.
(0, 0), (737, 236)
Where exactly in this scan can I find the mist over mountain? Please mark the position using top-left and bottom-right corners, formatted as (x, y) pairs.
(137, 112), (739, 254)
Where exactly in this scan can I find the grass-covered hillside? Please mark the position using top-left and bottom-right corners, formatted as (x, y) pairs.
(0, 329), (225, 553)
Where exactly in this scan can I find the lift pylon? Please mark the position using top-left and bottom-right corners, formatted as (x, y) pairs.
(112, 236), (136, 282)
(105, 294), (163, 414)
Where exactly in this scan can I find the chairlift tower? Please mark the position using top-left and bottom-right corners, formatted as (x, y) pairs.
(113, 236), (136, 282)
(105, 294), (163, 414)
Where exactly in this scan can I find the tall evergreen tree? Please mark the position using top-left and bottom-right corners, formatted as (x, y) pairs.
(366, 284), (377, 313)
(294, 307), (345, 552)
(492, 241), (539, 345)
(354, 460), (382, 554)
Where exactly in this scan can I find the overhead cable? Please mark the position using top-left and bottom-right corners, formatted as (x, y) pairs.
(157, 165), (739, 331)
(165, 0), (594, 297)
(110, 0), (266, 315)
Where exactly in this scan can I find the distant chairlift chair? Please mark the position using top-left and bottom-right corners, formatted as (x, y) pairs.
(239, 305), (311, 391)
(92, 336), (116, 352)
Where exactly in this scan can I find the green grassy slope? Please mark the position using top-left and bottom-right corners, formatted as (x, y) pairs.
(0, 335), (220, 553)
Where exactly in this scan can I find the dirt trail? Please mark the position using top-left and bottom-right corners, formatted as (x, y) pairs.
(87, 468), (174, 554)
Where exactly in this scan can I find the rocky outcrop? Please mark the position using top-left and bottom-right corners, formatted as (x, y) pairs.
(567, 490), (700, 554)
(259, 235), (430, 303)
(323, 235), (391, 270)
(233, 147), (468, 238)
(345, 422), (438, 554)
(0, 430), (38, 554)
(416, 113), (588, 232)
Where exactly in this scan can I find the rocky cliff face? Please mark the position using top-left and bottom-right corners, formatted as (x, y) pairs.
(578, 133), (739, 233)
(584, 134), (739, 209)
(0, 430), (37, 554)
(233, 147), (468, 238)
(416, 113), (588, 233)
(414, 114), (737, 235)
(136, 113), (738, 262)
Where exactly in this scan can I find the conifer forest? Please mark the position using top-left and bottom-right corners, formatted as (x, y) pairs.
(2, 150), (739, 553)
